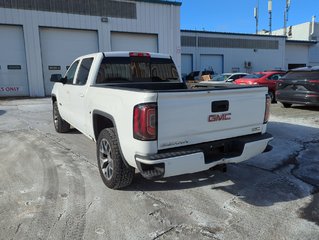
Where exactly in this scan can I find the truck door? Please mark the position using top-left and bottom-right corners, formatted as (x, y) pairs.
(68, 57), (94, 133)
(58, 60), (79, 123)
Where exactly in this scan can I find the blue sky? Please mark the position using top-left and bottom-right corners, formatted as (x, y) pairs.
(180, 0), (319, 33)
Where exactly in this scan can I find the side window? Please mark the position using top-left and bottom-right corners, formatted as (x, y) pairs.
(75, 58), (94, 85)
(269, 74), (281, 80)
(65, 60), (79, 84)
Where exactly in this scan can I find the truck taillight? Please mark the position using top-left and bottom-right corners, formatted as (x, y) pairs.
(129, 52), (150, 58)
(133, 103), (157, 141)
(264, 94), (271, 124)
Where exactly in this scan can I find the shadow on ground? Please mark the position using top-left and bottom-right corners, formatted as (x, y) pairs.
(292, 105), (319, 111)
(125, 121), (319, 224)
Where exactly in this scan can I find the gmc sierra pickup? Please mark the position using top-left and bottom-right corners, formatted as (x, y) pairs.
(51, 52), (273, 189)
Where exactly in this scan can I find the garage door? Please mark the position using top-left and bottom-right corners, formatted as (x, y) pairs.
(200, 54), (223, 74)
(111, 32), (158, 53)
(181, 54), (193, 75)
(40, 28), (98, 95)
(0, 25), (29, 97)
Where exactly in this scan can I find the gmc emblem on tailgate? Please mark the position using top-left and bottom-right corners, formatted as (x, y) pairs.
(208, 113), (232, 122)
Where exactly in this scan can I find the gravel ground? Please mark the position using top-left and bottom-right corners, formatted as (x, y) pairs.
(0, 98), (318, 240)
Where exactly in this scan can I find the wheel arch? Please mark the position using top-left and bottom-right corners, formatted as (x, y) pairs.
(51, 94), (57, 103)
(92, 110), (131, 168)
(92, 110), (116, 141)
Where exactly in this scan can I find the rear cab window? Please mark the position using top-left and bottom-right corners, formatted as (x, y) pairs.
(96, 56), (179, 84)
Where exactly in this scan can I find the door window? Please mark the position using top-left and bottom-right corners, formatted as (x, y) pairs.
(75, 58), (94, 85)
(268, 74), (284, 80)
(65, 60), (79, 84)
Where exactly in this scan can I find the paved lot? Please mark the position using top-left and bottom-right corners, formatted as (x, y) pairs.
(0, 98), (319, 240)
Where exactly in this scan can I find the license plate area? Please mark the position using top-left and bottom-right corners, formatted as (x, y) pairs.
(202, 140), (244, 163)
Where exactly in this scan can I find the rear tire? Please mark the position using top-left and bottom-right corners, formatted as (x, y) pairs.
(281, 102), (292, 108)
(53, 101), (70, 133)
(97, 128), (134, 189)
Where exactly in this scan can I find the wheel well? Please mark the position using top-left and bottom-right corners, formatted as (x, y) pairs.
(93, 114), (114, 140)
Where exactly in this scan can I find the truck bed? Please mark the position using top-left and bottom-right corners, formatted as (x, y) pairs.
(92, 82), (263, 92)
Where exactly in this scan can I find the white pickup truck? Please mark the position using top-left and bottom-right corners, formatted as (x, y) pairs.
(51, 52), (273, 189)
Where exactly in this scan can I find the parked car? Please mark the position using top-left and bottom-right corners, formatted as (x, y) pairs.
(209, 72), (248, 83)
(195, 73), (248, 87)
(185, 70), (214, 81)
(234, 71), (286, 102)
(276, 66), (319, 108)
(51, 51), (272, 189)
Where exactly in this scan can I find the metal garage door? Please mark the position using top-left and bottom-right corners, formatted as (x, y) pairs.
(200, 54), (223, 74)
(181, 54), (193, 76)
(40, 28), (98, 96)
(111, 32), (158, 53)
(0, 25), (29, 97)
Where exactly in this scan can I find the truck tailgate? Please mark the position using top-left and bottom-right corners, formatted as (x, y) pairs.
(157, 87), (267, 150)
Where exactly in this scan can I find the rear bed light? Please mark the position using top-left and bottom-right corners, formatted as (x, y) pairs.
(264, 94), (271, 124)
(309, 80), (319, 83)
(133, 103), (157, 141)
(129, 52), (150, 58)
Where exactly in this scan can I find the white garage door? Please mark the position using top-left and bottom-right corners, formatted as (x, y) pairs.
(200, 54), (223, 74)
(181, 54), (193, 75)
(40, 28), (98, 95)
(111, 32), (158, 53)
(0, 25), (29, 97)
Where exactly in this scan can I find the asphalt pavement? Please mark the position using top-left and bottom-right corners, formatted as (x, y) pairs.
(0, 98), (318, 240)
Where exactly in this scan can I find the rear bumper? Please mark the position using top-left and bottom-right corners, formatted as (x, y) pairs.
(276, 91), (319, 106)
(135, 133), (273, 179)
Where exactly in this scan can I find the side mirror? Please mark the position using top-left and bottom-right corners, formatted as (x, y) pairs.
(50, 74), (67, 84)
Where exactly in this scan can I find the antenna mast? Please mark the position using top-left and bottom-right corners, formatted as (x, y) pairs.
(284, 0), (291, 36)
(254, 0), (259, 34)
(268, 0), (272, 35)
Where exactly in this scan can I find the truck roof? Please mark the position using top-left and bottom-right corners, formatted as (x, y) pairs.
(75, 51), (171, 61)
(103, 51), (171, 59)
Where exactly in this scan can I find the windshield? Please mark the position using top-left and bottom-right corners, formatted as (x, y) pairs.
(242, 74), (265, 79)
(282, 71), (319, 80)
(96, 57), (179, 83)
(212, 74), (230, 81)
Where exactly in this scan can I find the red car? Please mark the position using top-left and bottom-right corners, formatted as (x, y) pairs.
(234, 71), (286, 102)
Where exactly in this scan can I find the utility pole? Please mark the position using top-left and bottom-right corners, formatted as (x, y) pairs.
(268, 0), (272, 35)
(284, 0), (291, 36)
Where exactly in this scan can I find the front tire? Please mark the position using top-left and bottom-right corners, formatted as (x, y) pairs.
(97, 128), (134, 189)
(281, 102), (292, 108)
(53, 101), (70, 133)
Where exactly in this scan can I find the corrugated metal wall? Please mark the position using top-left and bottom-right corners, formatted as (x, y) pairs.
(0, 0), (181, 96)
(181, 31), (286, 73)
(0, 0), (137, 18)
